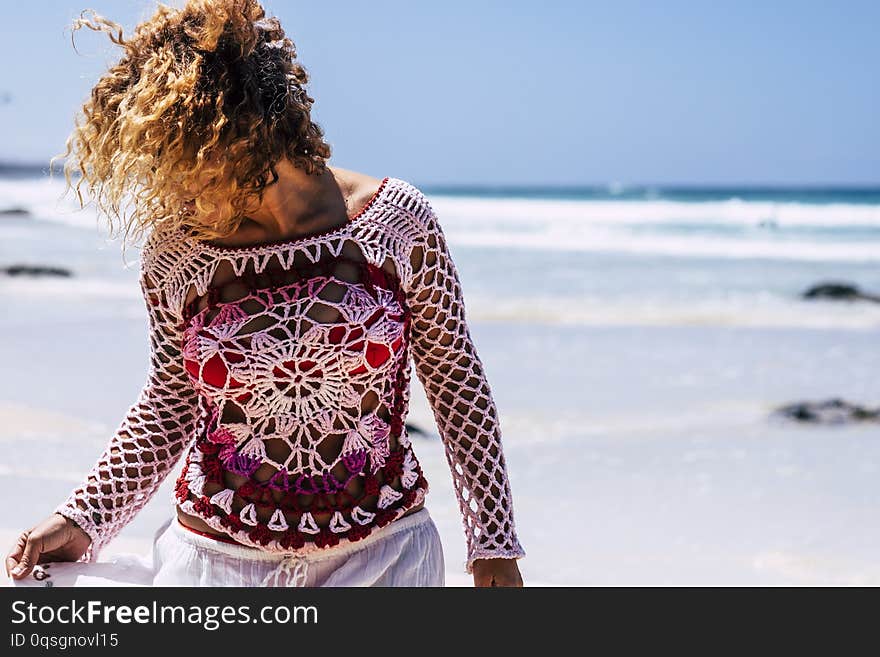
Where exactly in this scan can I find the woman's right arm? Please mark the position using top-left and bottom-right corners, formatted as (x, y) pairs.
(6, 239), (201, 578)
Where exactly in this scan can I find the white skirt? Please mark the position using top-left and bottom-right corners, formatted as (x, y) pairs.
(6, 507), (446, 588)
(153, 506), (446, 587)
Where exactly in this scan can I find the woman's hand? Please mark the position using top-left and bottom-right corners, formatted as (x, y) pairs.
(5, 513), (91, 580)
(472, 558), (524, 587)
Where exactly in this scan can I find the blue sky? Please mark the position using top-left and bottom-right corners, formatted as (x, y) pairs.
(1, 1), (877, 185)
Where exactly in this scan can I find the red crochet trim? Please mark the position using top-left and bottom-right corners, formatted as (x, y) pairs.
(346, 524), (372, 542)
(173, 445), (428, 549)
(248, 524), (273, 546)
(192, 495), (215, 518)
(314, 527), (340, 549)
(279, 529), (305, 550)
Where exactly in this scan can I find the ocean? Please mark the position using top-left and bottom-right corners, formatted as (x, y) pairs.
(1, 171), (879, 585)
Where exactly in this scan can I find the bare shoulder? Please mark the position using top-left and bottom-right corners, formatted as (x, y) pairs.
(329, 165), (387, 206)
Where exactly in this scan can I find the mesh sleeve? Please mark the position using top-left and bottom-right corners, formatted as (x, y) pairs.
(403, 191), (526, 574)
(53, 246), (201, 562)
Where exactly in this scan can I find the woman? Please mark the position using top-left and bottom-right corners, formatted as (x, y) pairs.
(5, 0), (525, 587)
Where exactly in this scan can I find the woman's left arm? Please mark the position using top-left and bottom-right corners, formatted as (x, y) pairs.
(52, 235), (201, 562)
(401, 187), (525, 587)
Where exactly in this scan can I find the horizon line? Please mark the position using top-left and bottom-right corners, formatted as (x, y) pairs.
(1, 159), (878, 191)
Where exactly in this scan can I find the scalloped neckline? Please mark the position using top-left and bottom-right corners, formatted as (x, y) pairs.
(191, 176), (391, 254)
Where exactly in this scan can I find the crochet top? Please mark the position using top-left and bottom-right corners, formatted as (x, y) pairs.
(55, 176), (525, 573)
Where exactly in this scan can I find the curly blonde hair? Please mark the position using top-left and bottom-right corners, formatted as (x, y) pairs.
(50, 0), (332, 245)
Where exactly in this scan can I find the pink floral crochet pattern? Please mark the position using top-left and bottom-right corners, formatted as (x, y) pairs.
(55, 177), (525, 573)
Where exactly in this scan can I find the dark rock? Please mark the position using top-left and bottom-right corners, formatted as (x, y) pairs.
(0, 206), (30, 216)
(404, 421), (429, 437)
(802, 281), (880, 303)
(0, 264), (72, 277)
(774, 398), (880, 425)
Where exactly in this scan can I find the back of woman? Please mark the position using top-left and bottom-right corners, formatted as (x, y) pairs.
(5, 0), (524, 588)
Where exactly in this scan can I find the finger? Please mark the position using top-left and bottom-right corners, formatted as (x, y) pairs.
(5, 532), (28, 577)
(11, 534), (42, 579)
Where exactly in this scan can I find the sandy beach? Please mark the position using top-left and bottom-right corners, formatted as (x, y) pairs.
(2, 176), (880, 585)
